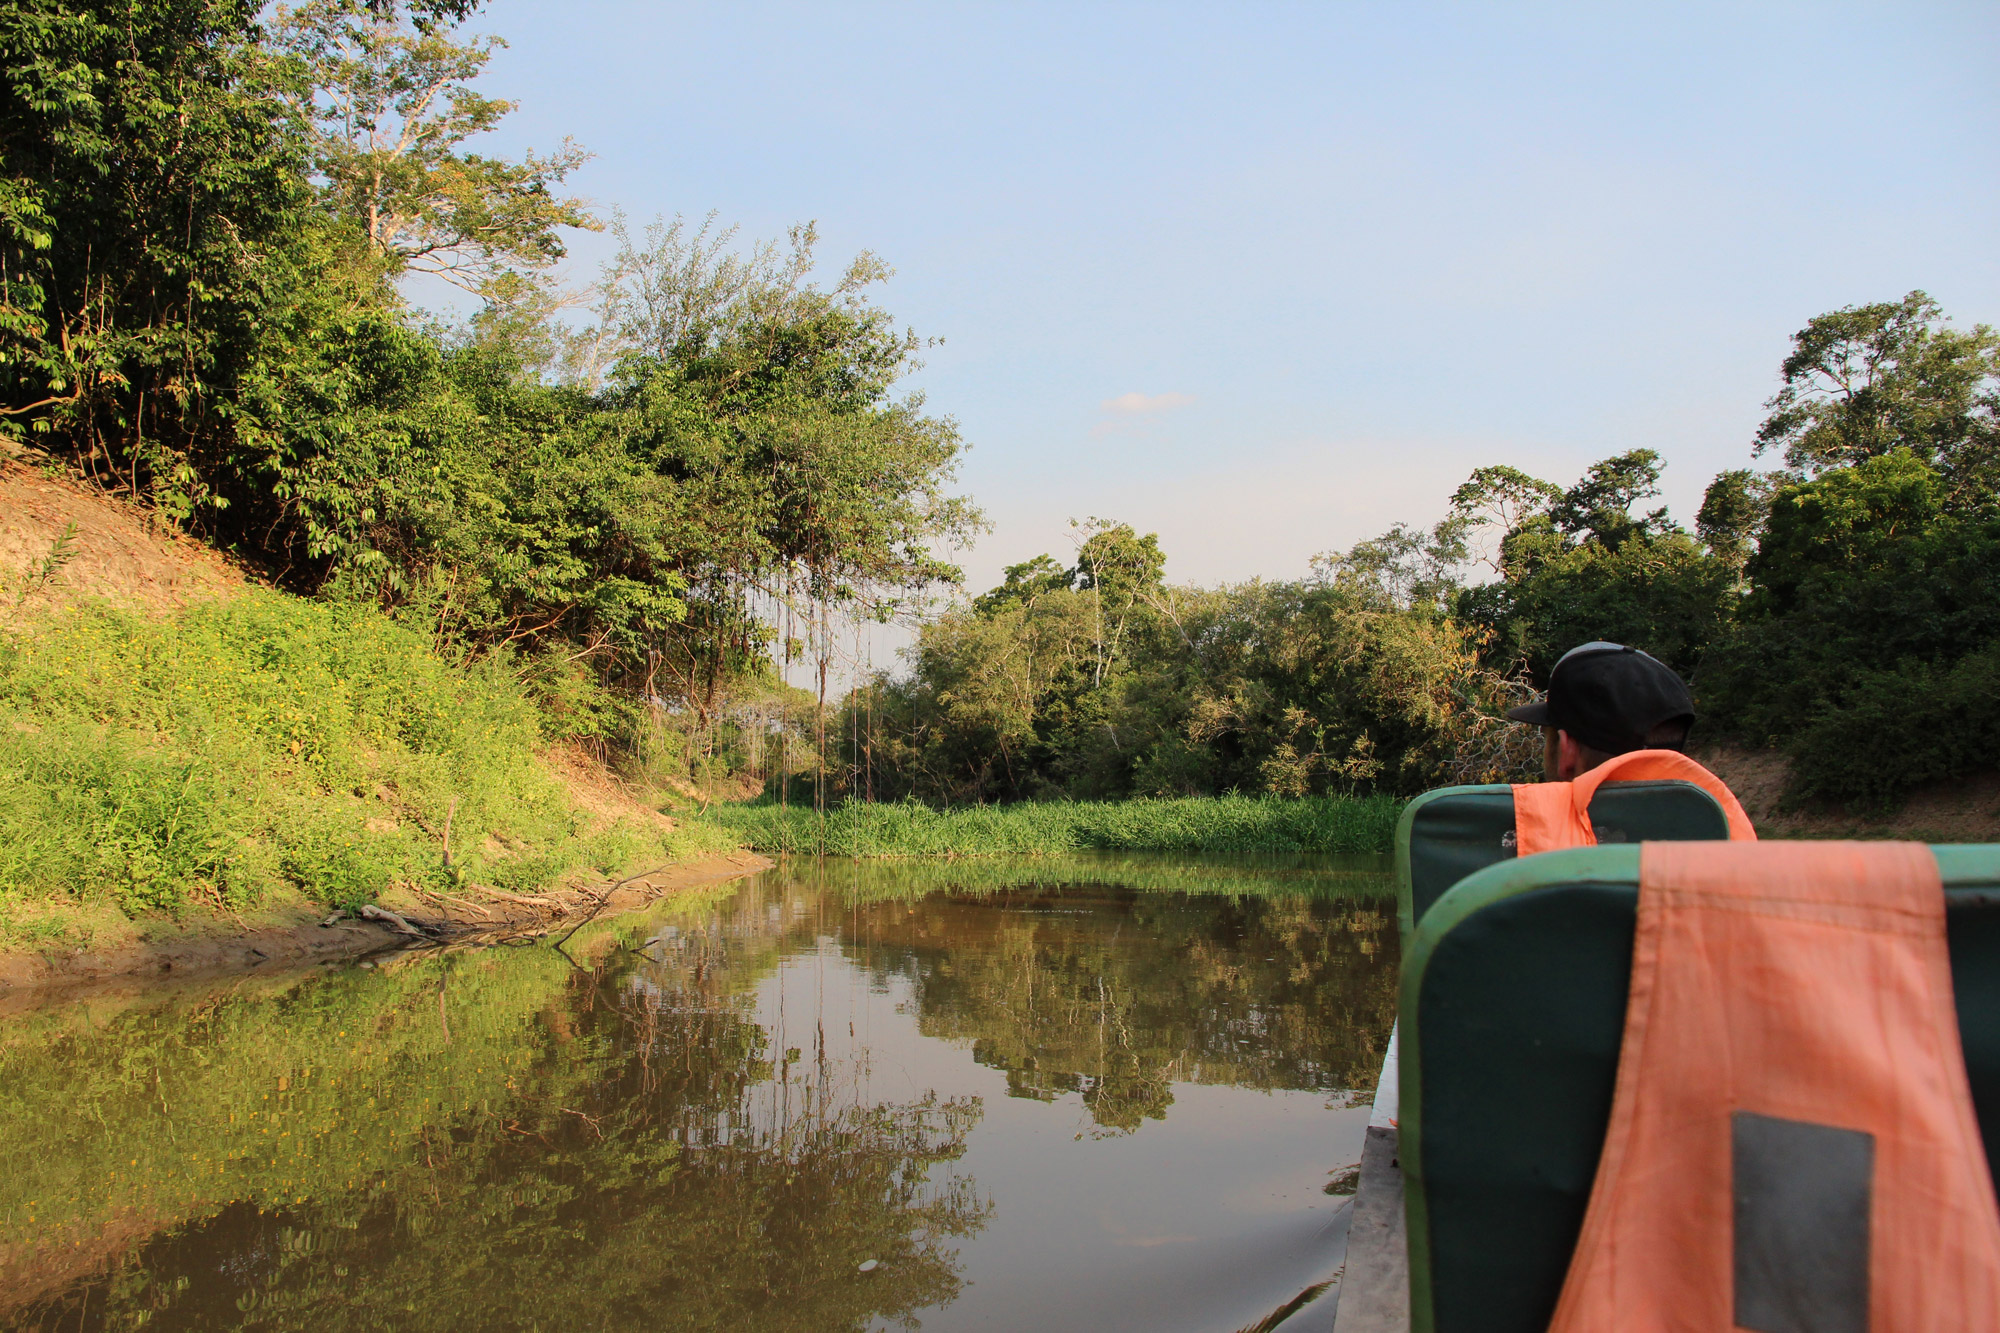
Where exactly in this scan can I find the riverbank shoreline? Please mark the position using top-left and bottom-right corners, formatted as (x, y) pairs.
(705, 792), (1406, 857)
(0, 849), (772, 999)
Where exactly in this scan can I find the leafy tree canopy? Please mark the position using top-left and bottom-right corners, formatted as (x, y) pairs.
(1754, 290), (2000, 504)
(273, 0), (596, 298)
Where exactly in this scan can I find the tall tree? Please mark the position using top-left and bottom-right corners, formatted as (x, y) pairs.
(1695, 468), (1778, 572)
(273, 0), (595, 298)
(1548, 448), (1672, 550)
(1754, 291), (2000, 503)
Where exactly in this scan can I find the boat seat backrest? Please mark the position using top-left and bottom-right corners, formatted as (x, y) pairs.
(1395, 781), (1730, 937)
(1397, 844), (2000, 1333)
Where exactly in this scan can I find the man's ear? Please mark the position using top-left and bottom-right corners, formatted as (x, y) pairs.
(1556, 730), (1589, 781)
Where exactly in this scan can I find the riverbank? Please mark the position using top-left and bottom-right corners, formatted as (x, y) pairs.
(703, 793), (1405, 856)
(0, 848), (772, 998)
(0, 589), (758, 949)
(0, 468), (773, 977)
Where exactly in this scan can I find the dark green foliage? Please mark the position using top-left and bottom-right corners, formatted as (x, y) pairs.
(1696, 468), (1776, 570)
(1784, 648), (2000, 808)
(1465, 529), (1738, 681)
(0, 0), (305, 516)
(1699, 451), (2000, 807)
(1547, 449), (1672, 551)
(1453, 449), (1739, 681)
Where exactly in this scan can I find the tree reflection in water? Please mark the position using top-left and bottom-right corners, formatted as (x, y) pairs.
(0, 853), (1393, 1331)
(2, 891), (986, 1333)
(847, 885), (1394, 1132)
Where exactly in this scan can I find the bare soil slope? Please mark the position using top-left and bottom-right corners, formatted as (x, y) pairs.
(1699, 744), (2000, 843)
(0, 458), (244, 615)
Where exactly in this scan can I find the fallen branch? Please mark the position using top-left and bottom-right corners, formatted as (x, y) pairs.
(409, 885), (494, 919)
(550, 863), (676, 951)
(467, 883), (564, 909)
(359, 903), (428, 937)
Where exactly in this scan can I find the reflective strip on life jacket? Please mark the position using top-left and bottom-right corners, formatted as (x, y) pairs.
(1546, 841), (2000, 1333)
(1510, 748), (1757, 857)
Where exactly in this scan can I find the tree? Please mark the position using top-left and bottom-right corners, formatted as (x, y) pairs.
(1316, 518), (1467, 614)
(1754, 291), (2000, 503)
(1447, 452), (1731, 677)
(1071, 519), (1166, 688)
(1741, 448), (1944, 618)
(1549, 448), (1672, 550)
(0, 0), (304, 515)
(1446, 465), (1563, 574)
(562, 211), (830, 387)
(1695, 468), (1778, 571)
(274, 0), (595, 297)
(1699, 449), (2000, 806)
(972, 554), (1073, 617)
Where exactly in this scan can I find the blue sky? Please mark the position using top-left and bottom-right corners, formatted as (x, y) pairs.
(459, 1), (1998, 601)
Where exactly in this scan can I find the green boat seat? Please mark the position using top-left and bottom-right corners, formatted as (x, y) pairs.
(1394, 781), (1731, 937)
(1398, 843), (2000, 1333)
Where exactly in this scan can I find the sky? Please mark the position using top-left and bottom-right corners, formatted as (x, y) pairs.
(449, 1), (1998, 647)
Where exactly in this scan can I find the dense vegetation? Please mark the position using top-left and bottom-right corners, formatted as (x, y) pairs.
(841, 293), (1999, 813)
(0, 0), (973, 782)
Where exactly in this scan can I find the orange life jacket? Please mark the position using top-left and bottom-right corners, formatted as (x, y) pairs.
(1510, 748), (1757, 856)
(1547, 840), (2000, 1332)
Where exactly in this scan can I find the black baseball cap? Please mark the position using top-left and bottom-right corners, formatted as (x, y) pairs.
(1505, 641), (1695, 755)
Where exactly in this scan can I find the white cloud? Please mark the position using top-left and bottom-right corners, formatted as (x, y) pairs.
(1100, 390), (1195, 415)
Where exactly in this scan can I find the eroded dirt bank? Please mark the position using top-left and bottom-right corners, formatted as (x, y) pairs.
(1699, 745), (2000, 843)
(0, 850), (772, 998)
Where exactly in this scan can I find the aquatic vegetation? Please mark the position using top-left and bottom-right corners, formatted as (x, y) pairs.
(700, 793), (1404, 858)
(785, 849), (1393, 903)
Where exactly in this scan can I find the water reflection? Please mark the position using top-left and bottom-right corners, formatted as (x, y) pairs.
(0, 854), (1394, 1332)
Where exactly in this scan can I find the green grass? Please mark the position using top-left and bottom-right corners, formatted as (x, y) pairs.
(698, 793), (1403, 858)
(0, 594), (727, 935)
(778, 849), (1394, 903)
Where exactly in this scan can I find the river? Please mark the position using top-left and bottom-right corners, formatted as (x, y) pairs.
(0, 853), (1397, 1332)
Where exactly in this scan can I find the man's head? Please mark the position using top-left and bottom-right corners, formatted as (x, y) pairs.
(1506, 641), (1695, 781)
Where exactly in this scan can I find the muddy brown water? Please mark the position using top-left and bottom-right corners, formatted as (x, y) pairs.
(0, 853), (1397, 1332)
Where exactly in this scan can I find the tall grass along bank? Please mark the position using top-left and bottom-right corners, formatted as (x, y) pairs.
(783, 851), (1394, 903)
(701, 794), (1402, 858)
(0, 594), (729, 945)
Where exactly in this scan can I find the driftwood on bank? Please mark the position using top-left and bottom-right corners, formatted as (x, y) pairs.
(358, 903), (428, 936)
(468, 884), (565, 910)
(407, 885), (495, 919)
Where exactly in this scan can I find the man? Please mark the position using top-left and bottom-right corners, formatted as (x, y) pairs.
(1501, 639), (1753, 856)
(1506, 640), (1696, 781)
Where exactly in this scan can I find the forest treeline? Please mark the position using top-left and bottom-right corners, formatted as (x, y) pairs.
(1, 0), (973, 770)
(844, 291), (2000, 813)
(6, 2), (1998, 823)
